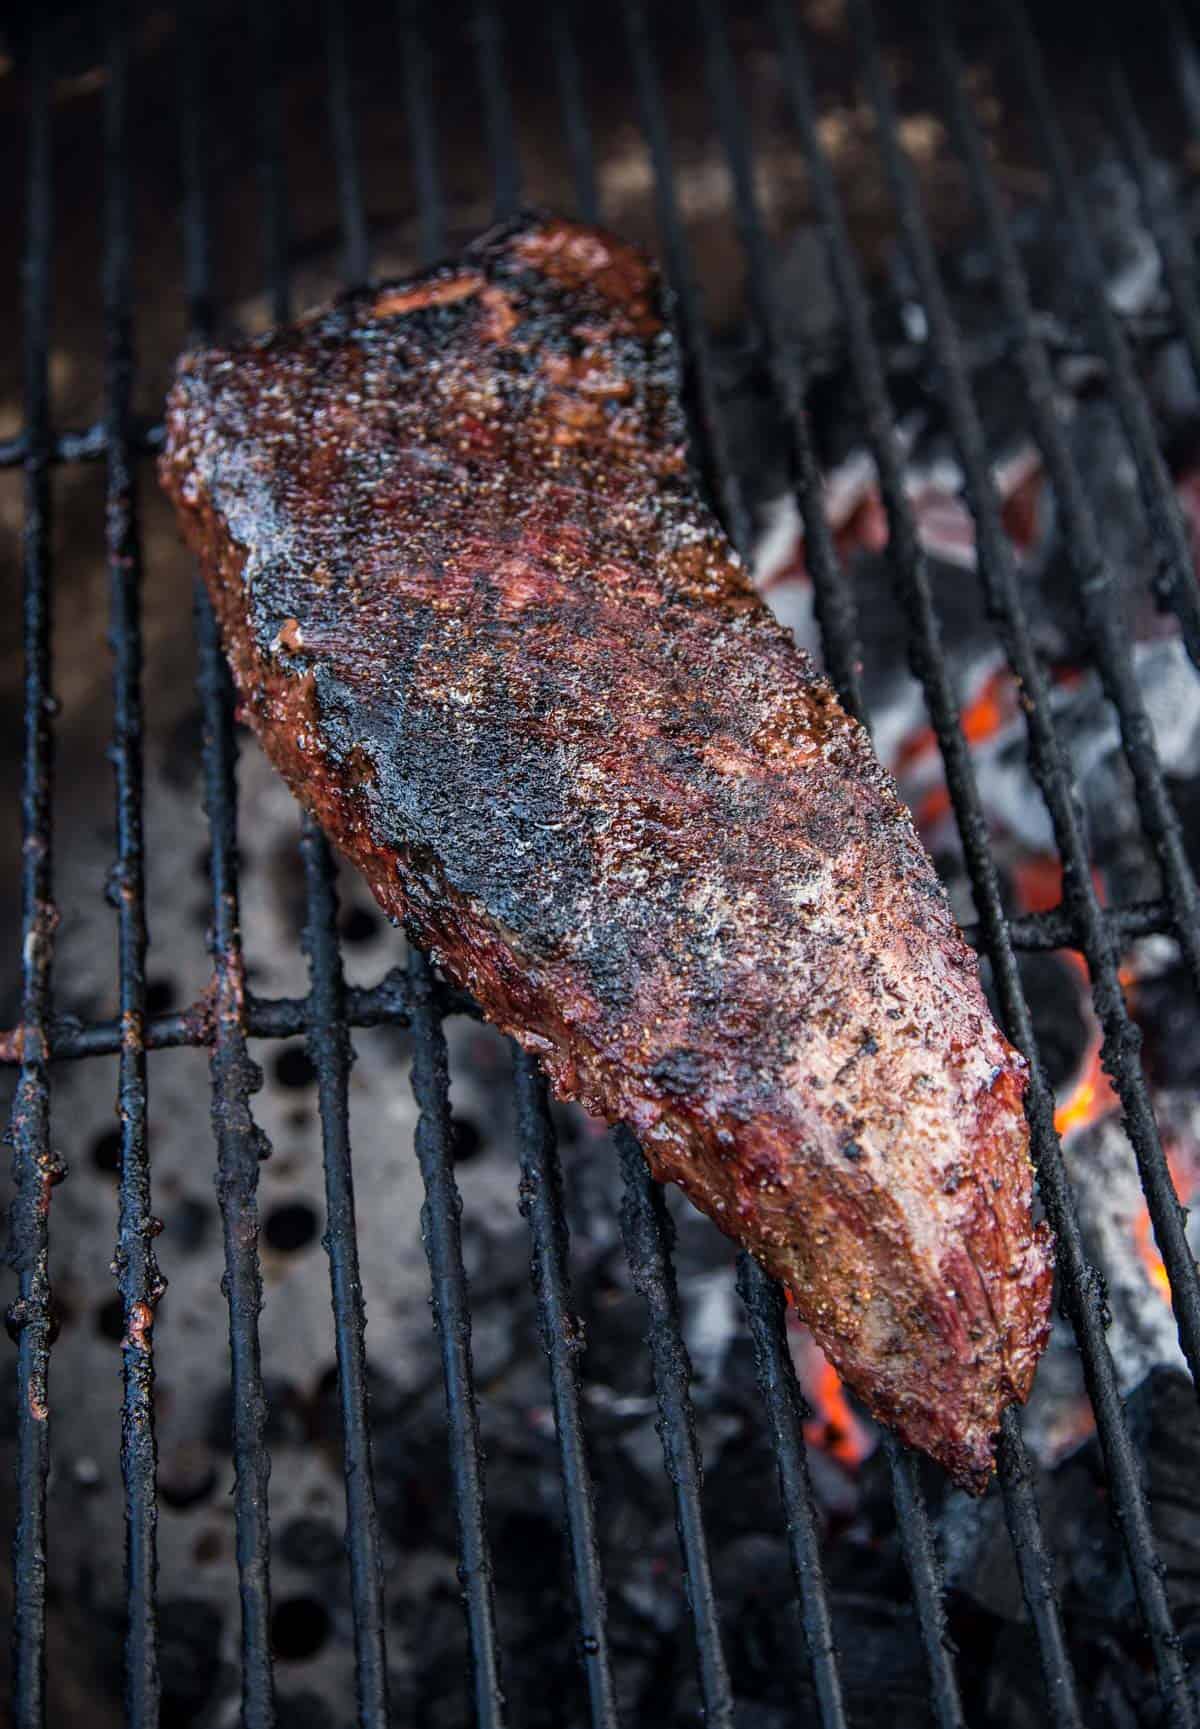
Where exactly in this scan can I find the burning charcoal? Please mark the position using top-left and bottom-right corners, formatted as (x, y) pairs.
(458, 1218), (531, 1299)
(714, 224), (846, 518)
(1034, 400), (1184, 661)
(939, 1479), (1024, 1621)
(931, 157), (1166, 363)
(979, 1623), (1115, 1729)
(1138, 950), (1200, 1090)
(1125, 1369), (1200, 1607)
(718, 1531), (933, 1729)
(1034, 1369), (1200, 1659)
(1060, 1111), (1200, 1392)
(943, 1371), (1200, 1726)
(1044, 159), (1162, 323)
(1015, 953), (1091, 1094)
(701, 1420), (791, 1548)
(573, 1278), (665, 1407)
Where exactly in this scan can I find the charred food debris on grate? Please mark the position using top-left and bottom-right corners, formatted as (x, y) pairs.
(4, 3), (1200, 1728)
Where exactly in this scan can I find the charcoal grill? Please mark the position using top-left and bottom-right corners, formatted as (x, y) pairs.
(5, 1), (1200, 1724)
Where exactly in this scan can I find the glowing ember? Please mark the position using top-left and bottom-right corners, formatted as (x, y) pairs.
(916, 784), (952, 831)
(1134, 1208), (1173, 1301)
(1013, 852), (1065, 915)
(959, 666), (1013, 745)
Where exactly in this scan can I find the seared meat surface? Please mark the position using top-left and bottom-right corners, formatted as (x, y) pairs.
(161, 214), (1052, 1489)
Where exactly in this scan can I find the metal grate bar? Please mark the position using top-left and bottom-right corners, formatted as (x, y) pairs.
(8, 14), (57, 1724)
(473, 0), (521, 221)
(179, 0), (213, 357)
(933, 0), (1200, 1514)
(696, 0), (865, 718)
(996, 1409), (1081, 1726)
(615, 1130), (735, 1728)
(621, 0), (753, 558)
(845, 0), (1190, 1717)
(195, 596), (277, 1727)
(1163, 1), (1200, 139)
(547, 1), (600, 228)
(321, 6), (511, 1713)
(104, 5), (162, 1721)
(881, 1438), (964, 1729)
(1006, 0), (1200, 668)
(735, 1261), (847, 1729)
(182, 2), (277, 1714)
(279, 16), (393, 1716)
(769, 4), (1089, 1722)
(300, 823), (391, 1725)
(323, 0), (371, 293)
(252, 0), (291, 326)
(996, 897), (1173, 951)
(400, 0), (446, 266)
(407, 949), (505, 1728)
(1105, 48), (1200, 396)
(692, 6), (964, 1722)
(513, 1053), (620, 1729)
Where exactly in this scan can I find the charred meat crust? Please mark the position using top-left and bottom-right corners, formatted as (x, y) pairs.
(159, 212), (1053, 1491)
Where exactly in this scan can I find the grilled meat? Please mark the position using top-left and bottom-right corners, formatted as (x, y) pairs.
(160, 213), (1053, 1490)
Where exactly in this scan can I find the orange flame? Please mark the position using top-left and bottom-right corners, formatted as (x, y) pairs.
(1051, 953), (1134, 1140)
(787, 1328), (874, 1469)
(802, 1356), (874, 1468)
(1053, 1041), (1120, 1139)
(1133, 1145), (1191, 1303)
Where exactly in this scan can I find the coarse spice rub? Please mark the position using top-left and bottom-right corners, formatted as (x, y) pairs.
(161, 213), (1053, 1490)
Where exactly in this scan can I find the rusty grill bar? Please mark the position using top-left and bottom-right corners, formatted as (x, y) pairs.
(7, 1), (1200, 1725)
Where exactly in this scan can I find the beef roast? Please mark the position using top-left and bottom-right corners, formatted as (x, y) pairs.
(160, 213), (1053, 1490)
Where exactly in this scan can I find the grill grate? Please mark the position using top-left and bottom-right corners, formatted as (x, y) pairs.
(7, 2), (1200, 1726)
